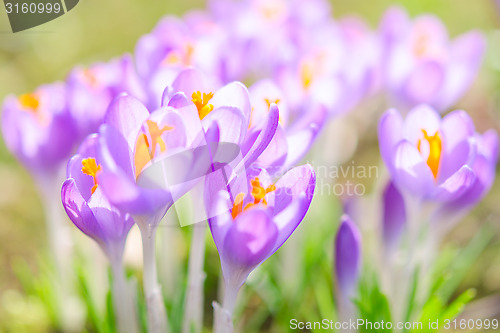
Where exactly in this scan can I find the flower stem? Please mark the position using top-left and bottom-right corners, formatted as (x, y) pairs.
(213, 283), (238, 333)
(110, 257), (140, 333)
(182, 222), (207, 333)
(139, 223), (169, 333)
(37, 172), (76, 330)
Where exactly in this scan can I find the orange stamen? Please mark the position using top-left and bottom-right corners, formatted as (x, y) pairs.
(19, 93), (39, 112)
(230, 177), (276, 219)
(231, 193), (245, 219)
(264, 98), (280, 110)
(82, 69), (98, 88)
(417, 129), (442, 180)
(192, 91), (214, 120)
(134, 120), (174, 178)
(300, 62), (314, 90)
(81, 158), (102, 194)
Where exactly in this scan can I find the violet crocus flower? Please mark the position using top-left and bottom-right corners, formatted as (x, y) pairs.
(1, 83), (76, 176)
(66, 55), (146, 140)
(382, 181), (406, 250)
(378, 105), (498, 210)
(62, 134), (134, 262)
(61, 134), (139, 333)
(380, 6), (485, 112)
(334, 215), (362, 299)
(207, 164), (315, 331)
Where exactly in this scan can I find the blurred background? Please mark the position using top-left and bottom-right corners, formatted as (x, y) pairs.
(1, 0), (500, 332)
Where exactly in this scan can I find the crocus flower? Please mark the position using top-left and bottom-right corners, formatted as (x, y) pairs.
(380, 6), (485, 112)
(62, 134), (134, 261)
(207, 164), (315, 326)
(66, 55), (146, 140)
(61, 134), (139, 333)
(378, 105), (497, 208)
(1, 83), (76, 176)
(382, 180), (406, 250)
(334, 214), (362, 299)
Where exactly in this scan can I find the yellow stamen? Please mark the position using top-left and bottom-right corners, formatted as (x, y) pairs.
(414, 32), (429, 58)
(162, 43), (194, 66)
(192, 91), (214, 120)
(19, 93), (39, 112)
(300, 62), (314, 90)
(230, 177), (276, 219)
(264, 98), (280, 110)
(249, 177), (276, 204)
(163, 51), (182, 66)
(81, 158), (102, 194)
(231, 193), (245, 219)
(134, 120), (174, 178)
(82, 69), (98, 87)
(417, 129), (442, 180)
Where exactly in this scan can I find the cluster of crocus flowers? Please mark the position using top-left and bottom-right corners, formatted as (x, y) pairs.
(56, 62), (317, 332)
(1, 0), (496, 332)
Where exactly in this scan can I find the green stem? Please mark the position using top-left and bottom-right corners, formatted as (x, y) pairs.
(182, 222), (207, 333)
(138, 221), (169, 333)
(110, 256), (140, 333)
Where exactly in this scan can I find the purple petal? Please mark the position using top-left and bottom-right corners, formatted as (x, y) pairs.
(478, 129), (499, 163)
(378, 108), (404, 166)
(403, 61), (444, 105)
(171, 67), (216, 97)
(61, 179), (105, 245)
(335, 215), (362, 298)
(256, 125), (288, 170)
(271, 164), (316, 253)
(222, 208), (278, 272)
(211, 82), (252, 125)
(241, 103), (279, 168)
(379, 6), (410, 46)
(165, 91), (190, 108)
(404, 104), (441, 144)
(449, 155), (495, 207)
(202, 106), (246, 145)
(97, 169), (172, 219)
(283, 103), (327, 168)
(393, 140), (435, 196)
(436, 31), (485, 110)
(87, 187), (135, 244)
(104, 94), (150, 151)
(431, 165), (475, 202)
(97, 124), (134, 180)
(382, 181), (406, 248)
(439, 110), (476, 180)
